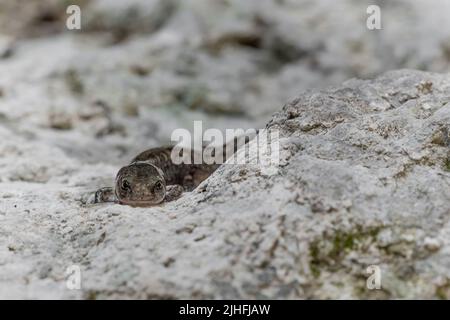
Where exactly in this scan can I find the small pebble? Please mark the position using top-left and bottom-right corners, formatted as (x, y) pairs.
(424, 237), (441, 252)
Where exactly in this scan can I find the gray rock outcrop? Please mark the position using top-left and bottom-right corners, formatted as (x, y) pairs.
(2, 69), (450, 299)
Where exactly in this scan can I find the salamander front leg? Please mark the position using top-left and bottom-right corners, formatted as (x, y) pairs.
(94, 187), (117, 203)
(165, 185), (184, 202)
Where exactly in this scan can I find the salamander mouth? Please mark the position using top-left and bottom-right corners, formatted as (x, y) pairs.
(114, 183), (165, 207)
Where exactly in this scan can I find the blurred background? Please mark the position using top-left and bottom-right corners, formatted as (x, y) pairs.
(0, 0), (450, 170)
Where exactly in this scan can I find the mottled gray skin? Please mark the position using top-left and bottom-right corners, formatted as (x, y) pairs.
(95, 146), (220, 206)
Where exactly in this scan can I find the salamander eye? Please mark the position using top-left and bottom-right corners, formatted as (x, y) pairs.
(121, 179), (131, 191)
(153, 181), (163, 192)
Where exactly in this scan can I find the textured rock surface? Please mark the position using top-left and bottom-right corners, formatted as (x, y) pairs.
(2, 69), (450, 299)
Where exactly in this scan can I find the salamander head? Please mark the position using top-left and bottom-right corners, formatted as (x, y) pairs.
(114, 162), (166, 206)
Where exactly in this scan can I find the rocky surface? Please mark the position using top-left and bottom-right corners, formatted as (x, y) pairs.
(1, 0), (450, 299)
(2, 69), (450, 299)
